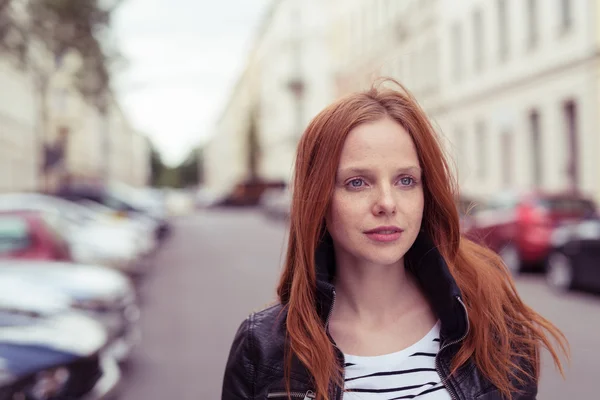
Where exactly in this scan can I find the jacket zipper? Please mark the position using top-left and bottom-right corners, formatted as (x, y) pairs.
(434, 296), (470, 400)
(325, 289), (336, 327)
(267, 390), (316, 399)
(325, 289), (342, 400)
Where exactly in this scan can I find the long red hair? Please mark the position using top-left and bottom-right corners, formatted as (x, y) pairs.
(277, 80), (568, 400)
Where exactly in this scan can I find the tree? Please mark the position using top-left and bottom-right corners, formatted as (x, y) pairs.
(0, 0), (27, 66)
(156, 167), (182, 189)
(179, 148), (200, 187)
(0, 0), (123, 187)
(247, 110), (260, 180)
(147, 143), (203, 189)
(27, 0), (123, 180)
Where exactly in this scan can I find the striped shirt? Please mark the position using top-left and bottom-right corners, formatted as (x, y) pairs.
(342, 321), (451, 400)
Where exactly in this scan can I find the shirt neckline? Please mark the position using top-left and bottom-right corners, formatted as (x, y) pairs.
(343, 320), (441, 366)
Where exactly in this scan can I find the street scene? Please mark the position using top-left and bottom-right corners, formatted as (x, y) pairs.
(120, 209), (598, 400)
(1, 0), (600, 399)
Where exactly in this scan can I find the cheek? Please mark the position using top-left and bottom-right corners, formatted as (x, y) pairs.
(327, 194), (356, 233)
(403, 191), (425, 224)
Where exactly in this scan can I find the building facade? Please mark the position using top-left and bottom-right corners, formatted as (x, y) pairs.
(207, 0), (600, 204)
(204, 0), (335, 194)
(436, 0), (599, 201)
(203, 68), (257, 195)
(0, 57), (39, 192)
(331, 0), (600, 203)
(42, 50), (149, 191)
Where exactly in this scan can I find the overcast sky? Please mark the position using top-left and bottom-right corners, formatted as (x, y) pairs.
(112, 0), (271, 166)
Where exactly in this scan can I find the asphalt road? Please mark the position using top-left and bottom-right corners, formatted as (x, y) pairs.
(119, 209), (598, 399)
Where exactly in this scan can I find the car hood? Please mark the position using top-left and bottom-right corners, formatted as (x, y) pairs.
(0, 277), (70, 316)
(0, 312), (107, 377)
(0, 261), (132, 302)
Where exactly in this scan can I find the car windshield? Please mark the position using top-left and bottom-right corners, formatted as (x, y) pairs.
(0, 216), (31, 255)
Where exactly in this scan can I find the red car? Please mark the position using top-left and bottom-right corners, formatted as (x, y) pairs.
(0, 211), (72, 261)
(464, 191), (597, 273)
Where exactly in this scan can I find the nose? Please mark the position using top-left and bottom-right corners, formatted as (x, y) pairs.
(372, 185), (396, 216)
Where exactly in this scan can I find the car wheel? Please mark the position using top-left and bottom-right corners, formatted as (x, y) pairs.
(547, 252), (574, 291)
(499, 243), (521, 275)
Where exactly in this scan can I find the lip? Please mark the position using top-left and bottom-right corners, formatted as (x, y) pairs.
(364, 226), (404, 243)
(364, 226), (403, 234)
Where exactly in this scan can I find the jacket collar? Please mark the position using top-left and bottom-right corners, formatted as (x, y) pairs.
(314, 230), (469, 342)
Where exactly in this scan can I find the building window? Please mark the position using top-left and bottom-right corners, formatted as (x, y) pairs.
(423, 40), (439, 92)
(560, 0), (572, 32)
(501, 130), (513, 187)
(527, 0), (538, 49)
(475, 121), (487, 180)
(563, 100), (579, 189)
(473, 8), (484, 72)
(497, 0), (508, 62)
(529, 110), (542, 187)
(451, 22), (463, 81)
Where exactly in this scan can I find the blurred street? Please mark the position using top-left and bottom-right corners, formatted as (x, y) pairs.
(120, 209), (286, 400)
(120, 209), (598, 400)
(2, 0), (600, 398)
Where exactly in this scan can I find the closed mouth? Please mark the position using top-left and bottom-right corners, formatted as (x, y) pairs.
(364, 226), (403, 234)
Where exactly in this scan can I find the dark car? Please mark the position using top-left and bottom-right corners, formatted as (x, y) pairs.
(216, 179), (287, 207)
(464, 190), (597, 273)
(546, 217), (600, 292)
(0, 279), (120, 399)
(0, 211), (72, 262)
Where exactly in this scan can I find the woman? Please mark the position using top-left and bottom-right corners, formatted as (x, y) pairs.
(222, 81), (568, 400)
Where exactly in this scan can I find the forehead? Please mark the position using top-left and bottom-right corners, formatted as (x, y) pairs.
(338, 117), (419, 168)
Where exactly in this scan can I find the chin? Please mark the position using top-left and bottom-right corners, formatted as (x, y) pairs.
(359, 250), (406, 267)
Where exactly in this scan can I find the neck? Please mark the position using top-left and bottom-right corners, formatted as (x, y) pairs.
(332, 252), (428, 326)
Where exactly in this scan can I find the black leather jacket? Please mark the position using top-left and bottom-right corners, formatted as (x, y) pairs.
(222, 232), (537, 400)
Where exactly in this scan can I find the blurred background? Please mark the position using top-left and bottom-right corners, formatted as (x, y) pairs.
(0, 0), (599, 399)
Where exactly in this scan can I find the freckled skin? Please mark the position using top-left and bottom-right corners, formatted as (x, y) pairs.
(326, 117), (424, 268)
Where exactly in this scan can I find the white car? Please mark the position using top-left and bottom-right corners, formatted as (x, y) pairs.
(78, 200), (158, 256)
(0, 260), (141, 363)
(0, 193), (149, 276)
(68, 218), (148, 277)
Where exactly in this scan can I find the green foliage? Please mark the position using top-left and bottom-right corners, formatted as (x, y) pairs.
(148, 143), (203, 189)
(0, 0), (122, 107)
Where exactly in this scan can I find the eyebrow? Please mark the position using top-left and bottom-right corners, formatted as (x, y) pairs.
(338, 166), (422, 177)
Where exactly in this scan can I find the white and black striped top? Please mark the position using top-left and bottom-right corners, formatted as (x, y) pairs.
(342, 321), (451, 400)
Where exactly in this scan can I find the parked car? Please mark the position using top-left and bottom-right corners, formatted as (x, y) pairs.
(77, 200), (157, 257)
(0, 260), (141, 363)
(0, 193), (149, 277)
(546, 217), (600, 292)
(55, 182), (171, 241)
(0, 211), (72, 262)
(0, 278), (120, 399)
(216, 179), (287, 207)
(464, 190), (597, 273)
(68, 219), (149, 278)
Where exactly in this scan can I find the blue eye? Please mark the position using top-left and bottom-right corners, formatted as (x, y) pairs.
(399, 177), (415, 186)
(348, 178), (365, 188)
